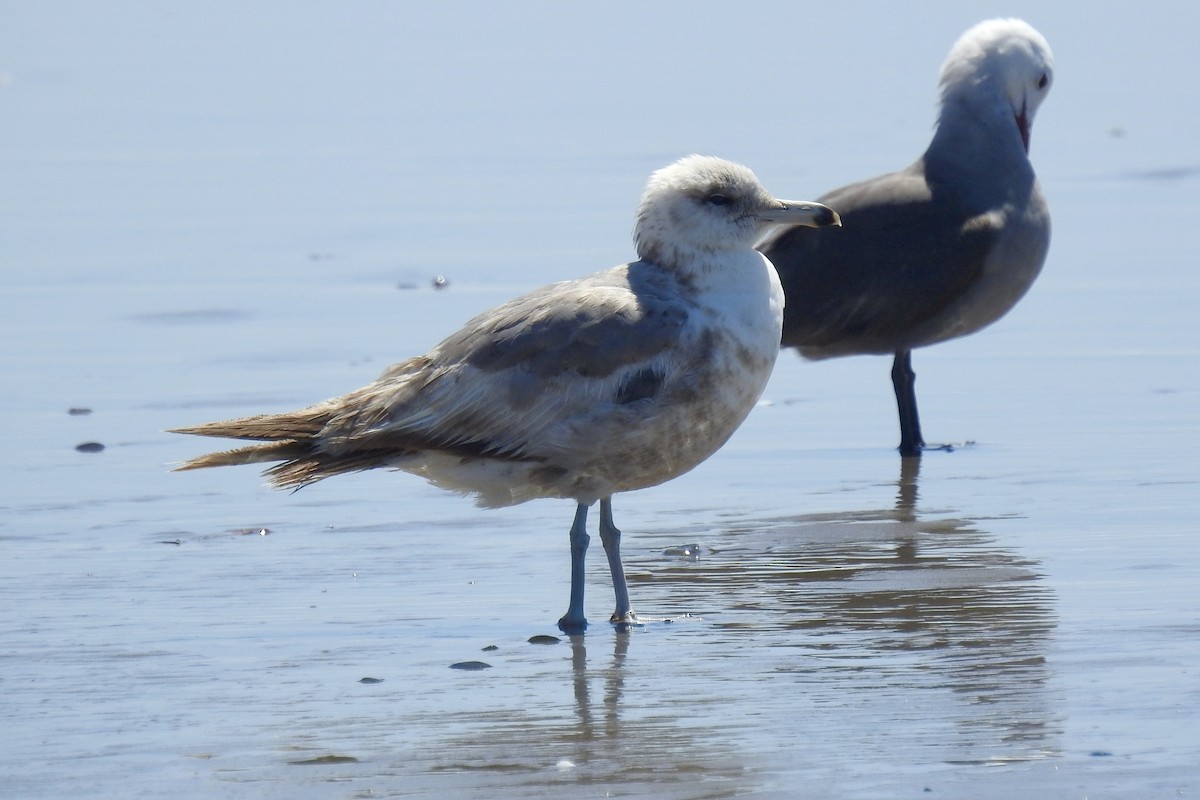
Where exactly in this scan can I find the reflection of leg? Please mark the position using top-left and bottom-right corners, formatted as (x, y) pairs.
(895, 454), (921, 521)
(891, 349), (926, 456)
(558, 503), (590, 633)
(598, 497), (636, 623)
(569, 635), (591, 729)
(605, 629), (629, 735)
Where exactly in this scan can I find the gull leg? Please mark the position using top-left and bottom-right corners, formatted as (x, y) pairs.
(598, 497), (636, 624)
(558, 503), (590, 634)
(891, 349), (926, 457)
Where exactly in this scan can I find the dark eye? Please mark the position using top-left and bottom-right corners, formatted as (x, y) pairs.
(1037, 73), (1049, 89)
(706, 194), (732, 207)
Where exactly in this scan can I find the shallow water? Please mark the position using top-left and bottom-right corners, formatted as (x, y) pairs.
(3, 3), (1199, 798)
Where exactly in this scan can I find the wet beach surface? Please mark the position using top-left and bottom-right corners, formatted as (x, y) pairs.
(2, 4), (1198, 798)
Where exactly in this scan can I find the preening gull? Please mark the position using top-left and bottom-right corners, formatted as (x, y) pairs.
(759, 18), (1054, 456)
(171, 155), (839, 633)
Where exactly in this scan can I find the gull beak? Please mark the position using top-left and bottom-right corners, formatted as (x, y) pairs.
(760, 200), (841, 229)
(1016, 99), (1031, 153)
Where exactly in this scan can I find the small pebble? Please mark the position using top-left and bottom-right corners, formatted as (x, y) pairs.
(449, 661), (491, 671)
(68, 407), (92, 416)
(75, 442), (105, 453)
(481, 644), (499, 652)
(358, 677), (384, 684)
(432, 275), (448, 290)
(664, 543), (702, 558)
(528, 635), (560, 645)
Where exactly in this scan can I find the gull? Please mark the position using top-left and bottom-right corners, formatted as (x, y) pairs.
(759, 18), (1054, 456)
(172, 155), (839, 632)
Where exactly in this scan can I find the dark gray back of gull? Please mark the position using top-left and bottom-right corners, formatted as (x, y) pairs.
(759, 18), (1054, 457)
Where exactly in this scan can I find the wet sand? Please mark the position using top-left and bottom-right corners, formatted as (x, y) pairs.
(3, 4), (1199, 798)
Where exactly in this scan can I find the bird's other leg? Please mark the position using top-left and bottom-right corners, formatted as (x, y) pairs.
(558, 503), (590, 634)
(891, 349), (925, 457)
(598, 496), (637, 624)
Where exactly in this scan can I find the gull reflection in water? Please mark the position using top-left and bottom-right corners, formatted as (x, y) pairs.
(401, 458), (1060, 795)
(628, 456), (1062, 765)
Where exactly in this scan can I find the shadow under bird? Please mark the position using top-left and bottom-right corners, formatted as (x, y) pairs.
(759, 18), (1054, 457)
(171, 155), (839, 633)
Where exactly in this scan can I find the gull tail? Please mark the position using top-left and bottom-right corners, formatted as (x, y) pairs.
(170, 405), (353, 489)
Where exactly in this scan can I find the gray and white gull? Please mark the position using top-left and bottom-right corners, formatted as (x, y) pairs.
(172, 155), (839, 633)
(759, 18), (1054, 456)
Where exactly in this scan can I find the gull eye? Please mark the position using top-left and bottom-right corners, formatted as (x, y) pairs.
(1037, 73), (1049, 90)
(705, 194), (732, 207)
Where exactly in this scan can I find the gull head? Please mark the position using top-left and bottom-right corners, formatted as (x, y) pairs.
(938, 19), (1054, 153)
(634, 155), (839, 269)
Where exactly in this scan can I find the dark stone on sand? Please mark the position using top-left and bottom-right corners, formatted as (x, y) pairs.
(528, 635), (560, 645)
(450, 660), (492, 671)
(75, 442), (105, 453)
(358, 677), (384, 684)
(68, 407), (92, 416)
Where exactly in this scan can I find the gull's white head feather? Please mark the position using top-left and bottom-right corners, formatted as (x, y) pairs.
(634, 155), (837, 269)
(938, 19), (1054, 151)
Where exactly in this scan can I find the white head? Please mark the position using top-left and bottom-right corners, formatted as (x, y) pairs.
(634, 155), (838, 269)
(938, 19), (1054, 152)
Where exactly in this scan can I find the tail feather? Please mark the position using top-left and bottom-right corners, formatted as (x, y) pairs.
(173, 440), (315, 472)
(171, 398), (531, 490)
(171, 405), (341, 486)
(168, 406), (332, 442)
(173, 439), (400, 489)
(264, 448), (404, 489)
(172, 406), (410, 488)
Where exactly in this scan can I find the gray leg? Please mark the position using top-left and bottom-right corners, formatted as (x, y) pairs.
(598, 497), (636, 623)
(891, 349), (925, 457)
(558, 503), (590, 633)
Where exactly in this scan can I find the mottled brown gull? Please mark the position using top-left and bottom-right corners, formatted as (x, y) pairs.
(171, 155), (839, 633)
(759, 18), (1054, 456)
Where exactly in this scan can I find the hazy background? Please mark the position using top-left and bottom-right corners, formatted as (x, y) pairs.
(2, 3), (1198, 798)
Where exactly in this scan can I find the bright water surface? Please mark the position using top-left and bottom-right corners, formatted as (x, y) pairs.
(2, 3), (1198, 797)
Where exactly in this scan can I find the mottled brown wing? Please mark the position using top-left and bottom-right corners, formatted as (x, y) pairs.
(316, 263), (693, 460)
